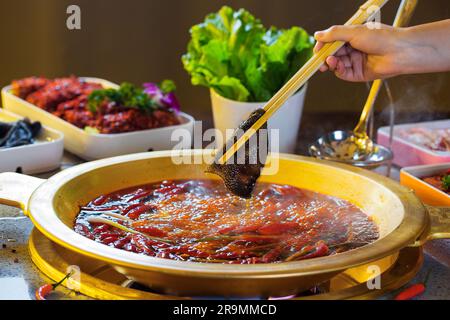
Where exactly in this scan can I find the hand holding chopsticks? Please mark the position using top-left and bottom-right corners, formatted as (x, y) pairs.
(218, 0), (389, 165)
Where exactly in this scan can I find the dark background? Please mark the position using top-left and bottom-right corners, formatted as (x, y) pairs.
(0, 0), (448, 123)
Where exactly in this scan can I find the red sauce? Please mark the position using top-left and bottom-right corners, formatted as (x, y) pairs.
(422, 170), (450, 194)
(74, 180), (379, 264)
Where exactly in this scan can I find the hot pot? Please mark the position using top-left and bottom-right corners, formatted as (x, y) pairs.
(0, 150), (448, 297)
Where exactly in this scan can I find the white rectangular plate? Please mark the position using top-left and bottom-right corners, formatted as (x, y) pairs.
(1, 77), (195, 160)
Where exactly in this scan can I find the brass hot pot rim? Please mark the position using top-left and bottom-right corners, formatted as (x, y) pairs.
(0, 150), (446, 279)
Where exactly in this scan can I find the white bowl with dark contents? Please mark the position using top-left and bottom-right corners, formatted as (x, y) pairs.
(0, 109), (64, 174)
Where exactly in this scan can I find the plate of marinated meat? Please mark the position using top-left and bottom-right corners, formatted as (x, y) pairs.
(0, 109), (63, 174)
(378, 120), (450, 167)
(1, 76), (194, 160)
(400, 163), (450, 206)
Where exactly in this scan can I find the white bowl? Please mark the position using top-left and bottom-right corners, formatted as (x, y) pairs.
(0, 109), (64, 174)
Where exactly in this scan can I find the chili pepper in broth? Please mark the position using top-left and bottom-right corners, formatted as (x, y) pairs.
(285, 241), (329, 262)
(74, 180), (379, 264)
(92, 195), (109, 206)
(258, 222), (299, 235)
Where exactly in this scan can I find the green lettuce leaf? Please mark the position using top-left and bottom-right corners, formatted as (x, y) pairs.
(182, 6), (313, 102)
(210, 76), (250, 102)
(182, 6), (264, 102)
(247, 26), (314, 101)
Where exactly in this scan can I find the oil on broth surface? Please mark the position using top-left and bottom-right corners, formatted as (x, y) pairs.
(74, 179), (379, 263)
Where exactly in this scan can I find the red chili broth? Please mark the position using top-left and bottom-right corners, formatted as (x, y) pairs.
(74, 179), (379, 264)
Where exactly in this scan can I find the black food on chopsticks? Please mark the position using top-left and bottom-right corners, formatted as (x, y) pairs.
(206, 109), (268, 198)
(0, 119), (42, 149)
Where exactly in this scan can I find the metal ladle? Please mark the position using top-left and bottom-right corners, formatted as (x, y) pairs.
(310, 80), (383, 161)
(309, 0), (418, 164)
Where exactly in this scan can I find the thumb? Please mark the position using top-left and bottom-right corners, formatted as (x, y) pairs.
(314, 25), (358, 43)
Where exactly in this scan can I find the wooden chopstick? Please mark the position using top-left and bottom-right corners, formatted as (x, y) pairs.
(354, 0), (418, 134)
(218, 0), (389, 164)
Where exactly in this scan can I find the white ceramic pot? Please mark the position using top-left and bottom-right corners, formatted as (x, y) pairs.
(210, 84), (307, 153)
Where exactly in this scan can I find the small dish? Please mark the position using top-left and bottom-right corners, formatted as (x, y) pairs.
(400, 163), (450, 206)
(0, 109), (64, 174)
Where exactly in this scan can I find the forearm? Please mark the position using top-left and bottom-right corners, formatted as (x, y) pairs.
(398, 19), (450, 75)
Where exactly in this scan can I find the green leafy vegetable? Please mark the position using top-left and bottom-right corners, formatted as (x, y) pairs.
(88, 82), (158, 113)
(182, 6), (314, 102)
(443, 174), (450, 191)
(160, 80), (177, 94)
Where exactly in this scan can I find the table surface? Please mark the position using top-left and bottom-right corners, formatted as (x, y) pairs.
(1, 143), (450, 300)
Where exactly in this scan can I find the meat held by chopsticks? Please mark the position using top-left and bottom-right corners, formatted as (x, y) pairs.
(206, 109), (268, 198)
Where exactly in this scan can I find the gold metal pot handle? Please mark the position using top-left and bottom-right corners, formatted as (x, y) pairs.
(0, 172), (45, 215)
(412, 205), (450, 247)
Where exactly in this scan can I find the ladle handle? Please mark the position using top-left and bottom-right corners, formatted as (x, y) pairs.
(0, 172), (45, 215)
(353, 0), (419, 135)
(354, 79), (383, 135)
